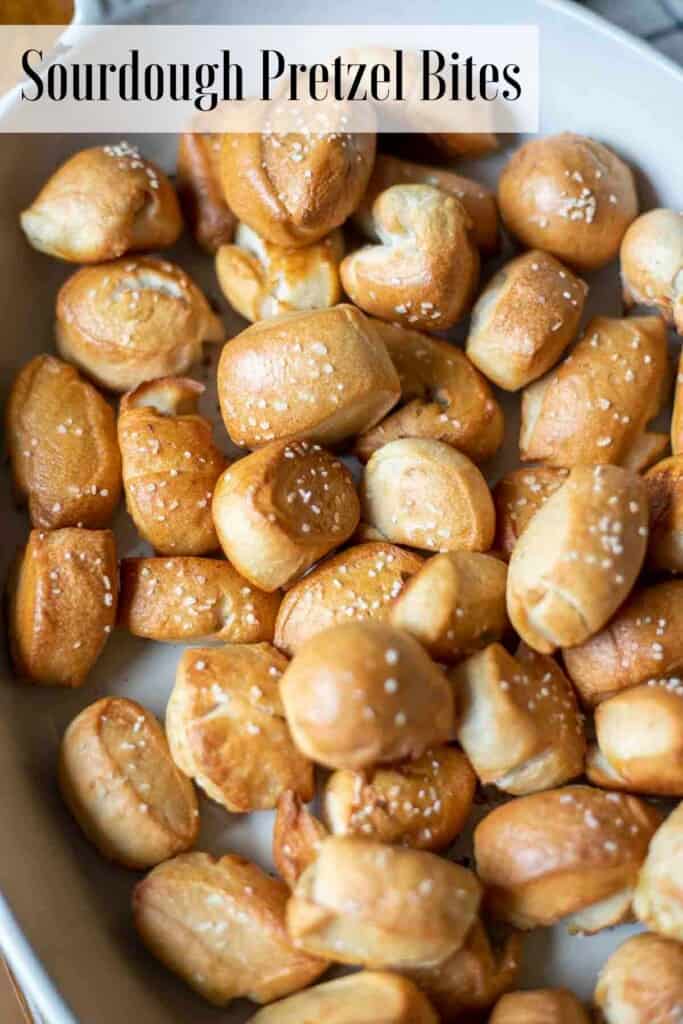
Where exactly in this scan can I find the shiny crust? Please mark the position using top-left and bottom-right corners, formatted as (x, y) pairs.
(323, 745), (476, 851)
(355, 321), (504, 465)
(563, 580), (683, 706)
(620, 208), (683, 334)
(56, 256), (223, 393)
(594, 933), (683, 1024)
(20, 142), (182, 262)
(390, 551), (508, 663)
(490, 988), (590, 1024)
(493, 467), (569, 560)
(211, 440), (360, 592)
(167, 644), (313, 812)
(673, 350), (683, 454)
(273, 791), (328, 890)
(176, 133), (235, 253)
(520, 316), (669, 470)
(280, 622), (454, 771)
(286, 835), (481, 968)
(217, 305), (400, 448)
(474, 785), (660, 932)
(428, 132), (499, 159)
(117, 556), (280, 643)
(59, 697), (198, 869)
(274, 542), (423, 656)
(634, 801), (683, 942)
(506, 465), (648, 653)
(466, 250), (587, 391)
(6, 354), (121, 529)
(452, 642), (585, 795)
(498, 133), (638, 271)
(118, 377), (226, 555)
(8, 527), (117, 687)
(646, 455), (683, 573)
(133, 851), (326, 1006)
(340, 184), (479, 332)
(361, 438), (495, 553)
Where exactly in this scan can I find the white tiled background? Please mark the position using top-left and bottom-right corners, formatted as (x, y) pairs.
(586, 0), (683, 63)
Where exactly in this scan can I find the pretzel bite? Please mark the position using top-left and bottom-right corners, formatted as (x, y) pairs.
(133, 851), (326, 1006)
(594, 933), (683, 1024)
(167, 644), (313, 812)
(280, 622), (454, 770)
(586, 681), (683, 795)
(8, 527), (117, 687)
(355, 322), (504, 465)
(216, 225), (343, 322)
(220, 125), (375, 248)
(323, 746), (475, 851)
(520, 316), (669, 470)
(273, 791), (328, 889)
(506, 465), (648, 653)
(563, 580), (683, 706)
(645, 456), (683, 573)
(6, 354), (121, 529)
(59, 697), (198, 869)
(118, 377), (226, 555)
(340, 184), (479, 332)
(212, 440), (359, 592)
(673, 352), (683, 454)
(493, 467), (569, 560)
(118, 556), (280, 643)
(498, 133), (638, 271)
(634, 801), (683, 941)
(490, 988), (590, 1024)
(390, 551), (508, 663)
(246, 971), (438, 1024)
(466, 251), (587, 391)
(361, 439), (495, 554)
(474, 785), (660, 933)
(354, 153), (499, 254)
(621, 208), (683, 334)
(428, 132), (499, 159)
(176, 133), (235, 253)
(56, 256), (223, 393)
(274, 542), (423, 656)
(452, 643), (585, 795)
(20, 142), (182, 263)
(286, 835), (481, 968)
(217, 305), (400, 448)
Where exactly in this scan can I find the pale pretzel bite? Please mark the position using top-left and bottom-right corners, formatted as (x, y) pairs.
(390, 551), (508, 663)
(273, 791), (329, 890)
(323, 746), (475, 851)
(428, 131), (499, 159)
(216, 224), (343, 322)
(563, 580), (683, 706)
(520, 316), (669, 470)
(490, 988), (591, 1024)
(8, 527), (117, 687)
(176, 132), (235, 253)
(466, 251), (588, 392)
(452, 643), (585, 795)
(286, 835), (481, 968)
(246, 971), (439, 1024)
(212, 440), (360, 593)
(217, 305), (400, 449)
(498, 133), (638, 271)
(506, 465), (648, 653)
(634, 801), (683, 942)
(354, 153), (499, 254)
(59, 697), (198, 869)
(644, 456), (683, 573)
(6, 354), (121, 529)
(594, 933), (683, 1024)
(340, 184), (480, 332)
(118, 556), (280, 643)
(56, 256), (223, 394)
(586, 681), (683, 795)
(493, 467), (569, 560)
(20, 142), (182, 262)
(621, 208), (683, 333)
(133, 851), (326, 1007)
(118, 377), (226, 556)
(274, 542), (423, 656)
(167, 645), (313, 812)
(474, 785), (661, 933)
(355, 322), (504, 465)
(361, 439), (495, 554)
(219, 121), (375, 247)
(280, 622), (454, 771)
